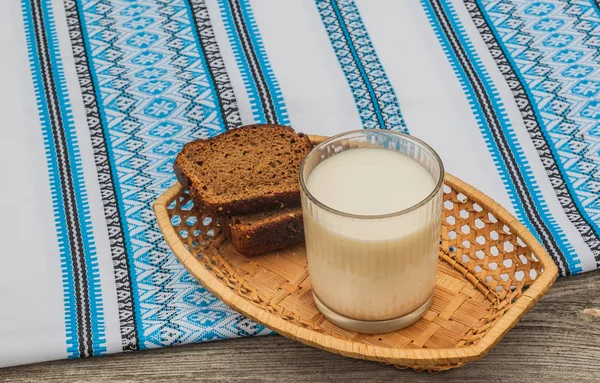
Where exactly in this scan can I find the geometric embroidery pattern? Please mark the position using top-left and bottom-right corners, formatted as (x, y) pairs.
(65, 0), (140, 351)
(469, 0), (600, 270)
(66, 0), (268, 351)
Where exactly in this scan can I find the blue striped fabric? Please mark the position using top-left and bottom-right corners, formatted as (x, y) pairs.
(316, 0), (407, 132)
(217, 0), (289, 124)
(21, 0), (106, 357)
(471, 0), (600, 272)
(7, 0), (600, 368)
(420, 0), (578, 274)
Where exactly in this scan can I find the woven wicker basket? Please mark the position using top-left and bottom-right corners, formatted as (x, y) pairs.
(153, 135), (558, 372)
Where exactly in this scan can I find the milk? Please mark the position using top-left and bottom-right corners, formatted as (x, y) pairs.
(306, 149), (436, 216)
(303, 148), (441, 324)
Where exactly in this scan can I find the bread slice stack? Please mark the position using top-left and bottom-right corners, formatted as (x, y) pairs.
(174, 124), (311, 255)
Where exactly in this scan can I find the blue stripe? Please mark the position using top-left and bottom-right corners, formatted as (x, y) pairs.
(182, 0), (231, 131)
(422, 0), (578, 272)
(21, 0), (106, 357)
(237, 0), (289, 125)
(217, 0), (263, 122)
(217, 0), (289, 124)
(316, 0), (406, 132)
(21, 0), (78, 356)
(40, 0), (107, 355)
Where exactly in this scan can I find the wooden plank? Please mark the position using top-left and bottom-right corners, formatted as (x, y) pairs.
(1, 272), (598, 382)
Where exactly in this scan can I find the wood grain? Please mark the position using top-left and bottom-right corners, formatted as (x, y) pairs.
(1, 272), (598, 382)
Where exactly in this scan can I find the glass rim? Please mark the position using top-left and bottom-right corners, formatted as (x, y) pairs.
(299, 129), (445, 220)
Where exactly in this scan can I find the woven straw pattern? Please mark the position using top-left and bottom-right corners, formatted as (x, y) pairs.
(154, 135), (558, 372)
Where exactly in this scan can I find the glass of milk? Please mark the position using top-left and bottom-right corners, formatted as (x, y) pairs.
(299, 130), (444, 334)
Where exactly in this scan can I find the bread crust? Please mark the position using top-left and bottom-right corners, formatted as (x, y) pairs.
(173, 124), (311, 217)
(224, 209), (304, 256)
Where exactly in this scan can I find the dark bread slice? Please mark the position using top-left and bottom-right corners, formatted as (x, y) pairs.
(222, 207), (303, 256)
(174, 124), (312, 216)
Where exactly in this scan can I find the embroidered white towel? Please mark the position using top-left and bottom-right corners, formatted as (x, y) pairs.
(1, 0), (598, 367)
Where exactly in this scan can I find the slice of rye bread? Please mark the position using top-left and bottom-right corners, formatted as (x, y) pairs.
(174, 124), (312, 217)
(222, 207), (304, 256)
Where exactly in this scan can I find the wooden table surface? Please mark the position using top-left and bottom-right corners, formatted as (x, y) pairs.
(1, 271), (599, 382)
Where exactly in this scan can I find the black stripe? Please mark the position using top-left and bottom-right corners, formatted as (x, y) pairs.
(463, 0), (600, 270)
(63, 0), (139, 351)
(30, 0), (93, 355)
(429, 0), (570, 274)
(188, 0), (242, 130)
(225, 0), (278, 124)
